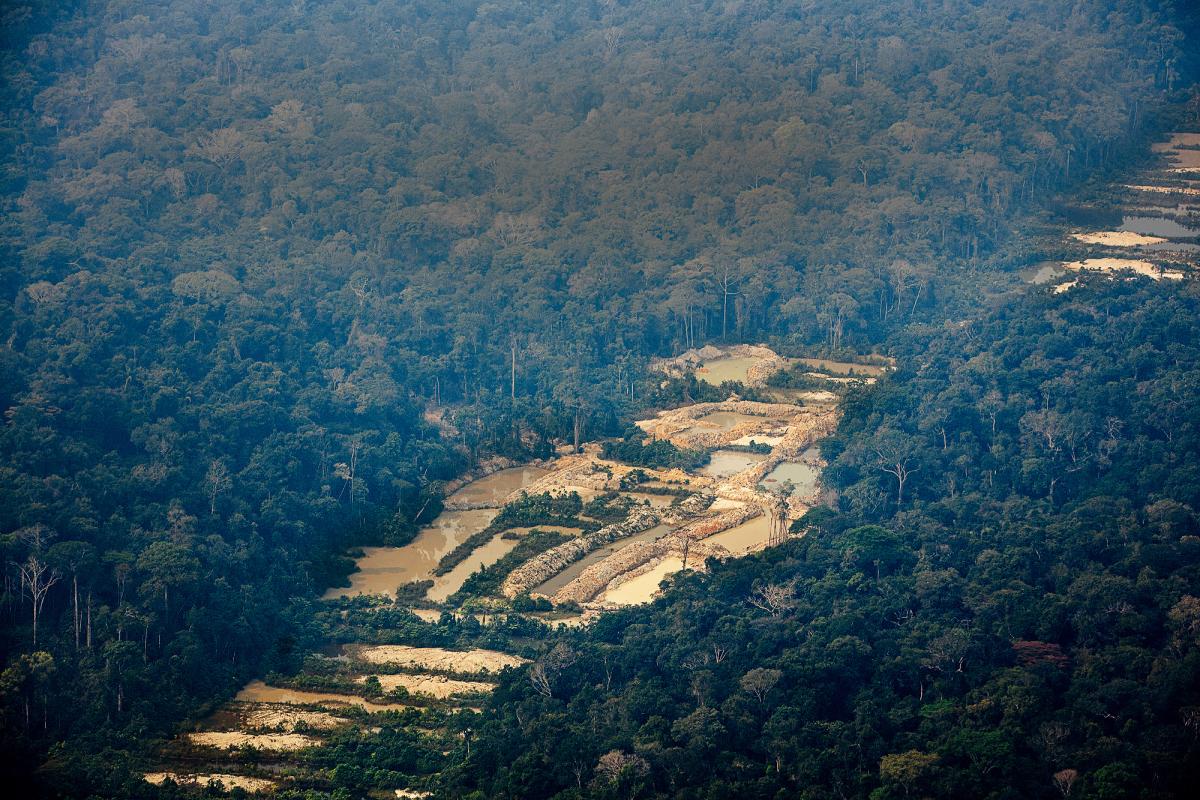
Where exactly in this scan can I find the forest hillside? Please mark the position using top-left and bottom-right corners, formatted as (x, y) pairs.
(1, 1), (1198, 797)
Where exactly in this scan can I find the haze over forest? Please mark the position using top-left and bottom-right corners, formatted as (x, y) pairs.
(2, 1), (1200, 798)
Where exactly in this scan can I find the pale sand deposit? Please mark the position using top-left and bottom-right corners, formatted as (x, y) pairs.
(235, 680), (413, 712)
(356, 673), (494, 698)
(186, 731), (319, 751)
(348, 645), (528, 673)
(241, 704), (347, 731)
(1071, 231), (1168, 246)
(1125, 184), (1200, 197)
(145, 773), (277, 793)
(596, 556), (686, 606)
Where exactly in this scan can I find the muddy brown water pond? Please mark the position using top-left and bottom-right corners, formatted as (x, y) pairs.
(598, 556), (688, 606)
(697, 356), (761, 385)
(426, 531), (520, 602)
(760, 461), (821, 498)
(796, 358), (888, 376)
(703, 515), (771, 554)
(324, 509), (498, 599)
(623, 491), (677, 508)
(1120, 215), (1199, 238)
(447, 466), (549, 506)
(694, 411), (769, 432)
(700, 450), (770, 479)
(533, 524), (674, 597)
(327, 468), (550, 600)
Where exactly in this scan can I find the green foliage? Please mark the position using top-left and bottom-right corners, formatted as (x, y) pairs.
(434, 492), (592, 577)
(0, 0), (1195, 794)
(449, 531), (574, 603)
(601, 426), (709, 471)
(438, 282), (1200, 799)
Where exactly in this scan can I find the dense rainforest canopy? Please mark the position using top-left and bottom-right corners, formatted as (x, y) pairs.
(441, 279), (1200, 800)
(1, 0), (1198, 797)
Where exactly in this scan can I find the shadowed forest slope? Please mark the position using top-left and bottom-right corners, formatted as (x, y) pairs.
(0, 0), (1197, 796)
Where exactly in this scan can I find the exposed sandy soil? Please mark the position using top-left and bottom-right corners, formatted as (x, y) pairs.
(144, 772), (277, 793)
(1061, 258), (1184, 280)
(240, 703), (347, 731)
(796, 357), (890, 375)
(186, 731), (320, 751)
(804, 372), (876, 384)
(534, 382), (834, 608)
(235, 680), (413, 712)
(347, 645), (528, 673)
(596, 556), (687, 605)
(1126, 184), (1200, 197)
(708, 497), (747, 511)
(518, 446), (699, 499)
(1071, 231), (1168, 246)
(652, 344), (787, 387)
(357, 673), (494, 697)
(635, 399), (833, 450)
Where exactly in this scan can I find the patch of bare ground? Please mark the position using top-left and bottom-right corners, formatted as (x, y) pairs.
(239, 703), (347, 731)
(544, 401), (833, 607)
(518, 446), (700, 499)
(502, 508), (665, 597)
(185, 730), (320, 751)
(596, 556), (689, 606)
(356, 673), (494, 698)
(635, 399), (831, 450)
(503, 493), (717, 598)
(144, 772), (277, 793)
(235, 680), (414, 712)
(651, 344), (786, 386)
(346, 645), (528, 673)
(803, 372), (876, 384)
(1125, 184), (1200, 197)
(1060, 258), (1185, 281)
(1071, 231), (1168, 246)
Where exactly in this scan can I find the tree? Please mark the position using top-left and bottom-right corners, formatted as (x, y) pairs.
(204, 459), (231, 515)
(136, 541), (200, 621)
(872, 427), (921, 506)
(1053, 768), (1079, 798)
(47, 541), (96, 650)
(15, 526), (59, 647)
(740, 667), (782, 704)
(715, 263), (740, 340)
(880, 749), (939, 796)
(748, 582), (795, 617)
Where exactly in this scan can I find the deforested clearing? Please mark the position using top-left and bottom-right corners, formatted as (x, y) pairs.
(185, 730), (320, 751)
(356, 674), (494, 698)
(1125, 183), (1200, 196)
(235, 680), (413, 712)
(144, 773), (278, 793)
(1071, 231), (1169, 246)
(596, 556), (687, 606)
(240, 704), (347, 731)
(347, 645), (529, 673)
(1060, 258), (1184, 280)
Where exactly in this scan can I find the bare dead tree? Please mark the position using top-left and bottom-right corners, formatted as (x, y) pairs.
(748, 582), (796, 617)
(19, 553), (59, 648)
(528, 661), (552, 697)
(1052, 769), (1078, 798)
(716, 264), (740, 340)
